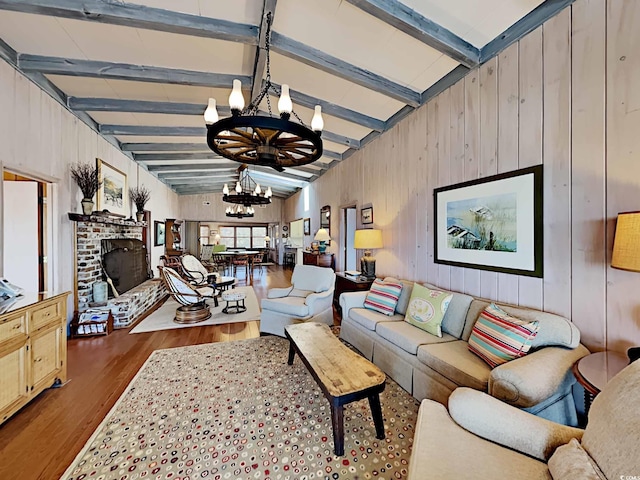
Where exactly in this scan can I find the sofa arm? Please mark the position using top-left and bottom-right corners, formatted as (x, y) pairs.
(449, 388), (584, 461)
(339, 291), (368, 320)
(267, 286), (293, 299)
(305, 289), (334, 315)
(489, 344), (590, 407)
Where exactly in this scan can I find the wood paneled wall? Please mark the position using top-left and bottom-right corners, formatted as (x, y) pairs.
(284, 0), (640, 353)
(179, 193), (283, 223)
(0, 60), (181, 319)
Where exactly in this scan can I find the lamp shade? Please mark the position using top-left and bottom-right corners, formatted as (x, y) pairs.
(612, 212), (640, 272)
(314, 228), (331, 242)
(354, 229), (383, 250)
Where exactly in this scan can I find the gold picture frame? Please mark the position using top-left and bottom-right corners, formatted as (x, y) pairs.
(96, 158), (128, 217)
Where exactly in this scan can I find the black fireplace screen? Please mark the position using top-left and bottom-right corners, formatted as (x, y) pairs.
(101, 239), (150, 295)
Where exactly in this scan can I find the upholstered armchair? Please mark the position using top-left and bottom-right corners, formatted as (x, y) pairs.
(408, 358), (640, 479)
(260, 264), (336, 336)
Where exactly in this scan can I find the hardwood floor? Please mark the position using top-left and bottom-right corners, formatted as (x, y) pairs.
(0, 266), (295, 480)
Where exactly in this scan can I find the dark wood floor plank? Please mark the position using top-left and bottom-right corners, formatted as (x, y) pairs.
(0, 266), (294, 480)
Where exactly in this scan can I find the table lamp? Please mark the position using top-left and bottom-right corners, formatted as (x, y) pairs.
(611, 211), (640, 272)
(265, 235), (271, 248)
(314, 228), (331, 253)
(354, 229), (383, 279)
(214, 233), (221, 245)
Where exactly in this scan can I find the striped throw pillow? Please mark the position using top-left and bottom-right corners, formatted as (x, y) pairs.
(363, 279), (403, 316)
(468, 303), (539, 368)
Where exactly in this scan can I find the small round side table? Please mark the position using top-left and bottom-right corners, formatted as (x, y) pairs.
(572, 351), (628, 414)
(221, 290), (247, 314)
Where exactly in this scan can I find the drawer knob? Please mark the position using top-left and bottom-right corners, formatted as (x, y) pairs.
(12, 324), (21, 330)
(34, 357), (43, 363)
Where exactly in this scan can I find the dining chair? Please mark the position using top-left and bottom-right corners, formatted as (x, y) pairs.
(232, 253), (250, 278)
(251, 252), (266, 276)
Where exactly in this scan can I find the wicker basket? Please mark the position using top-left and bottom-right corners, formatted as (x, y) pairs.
(72, 308), (114, 337)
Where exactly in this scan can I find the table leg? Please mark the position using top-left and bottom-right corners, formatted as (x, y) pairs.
(331, 404), (344, 456)
(368, 394), (385, 440)
(584, 390), (595, 416)
(287, 341), (296, 365)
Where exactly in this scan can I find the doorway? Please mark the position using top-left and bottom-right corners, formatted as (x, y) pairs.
(343, 206), (357, 271)
(2, 171), (49, 292)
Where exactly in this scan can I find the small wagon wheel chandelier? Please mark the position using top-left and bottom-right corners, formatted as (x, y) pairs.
(222, 164), (272, 207)
(204, 12), (324, 172)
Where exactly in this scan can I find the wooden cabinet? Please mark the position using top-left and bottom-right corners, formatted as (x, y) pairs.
(303, 251), (335, 270)
(333, 273), (374, 317)
(0, 292), (69, 426)
(165, 219), (183, 256)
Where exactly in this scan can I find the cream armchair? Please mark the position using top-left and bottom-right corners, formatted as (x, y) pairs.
(260, 264), (336, 336)
(408, 358), (640, 479)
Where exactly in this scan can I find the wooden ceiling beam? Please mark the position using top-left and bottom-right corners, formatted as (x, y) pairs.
(268, 81), (384, 132)
(100, 124), (358, 149)
(68, 97), (232, 117)
(250, 0), (278, 102)
(19, 55), (251, 88)
(270, 32), (421, 107)
(344, 0), (479, 67)
(121, 143), (210, 153)
(0, 0), (258, 44)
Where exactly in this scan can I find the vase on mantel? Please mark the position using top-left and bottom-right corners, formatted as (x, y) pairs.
(136, 211), (144, 222)
(81, 199), (94, 215)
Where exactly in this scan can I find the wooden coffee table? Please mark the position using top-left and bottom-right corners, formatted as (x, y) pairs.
(284, 322), (386, 456)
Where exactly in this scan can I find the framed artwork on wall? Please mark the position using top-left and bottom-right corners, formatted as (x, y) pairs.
(154, 221), (165, 247)
(434, 165), (543, 277)
(96, 158), (128, 217)
(303, 218), (310, 235)
(361, 206), (373, 225)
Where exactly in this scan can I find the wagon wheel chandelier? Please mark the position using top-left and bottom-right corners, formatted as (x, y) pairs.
(222, 164), (272, 208)
(204, 12), (324, 172)
(225, 204), (255, 218)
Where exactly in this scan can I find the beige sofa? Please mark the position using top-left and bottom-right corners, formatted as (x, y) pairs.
(408, 358), (639, 479)
(339, 278), (589, 425)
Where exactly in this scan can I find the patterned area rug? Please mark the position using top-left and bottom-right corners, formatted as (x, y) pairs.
(61, 336), (419, 480)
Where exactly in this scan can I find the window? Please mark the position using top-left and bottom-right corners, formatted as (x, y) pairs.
(220, 225), (268, 248)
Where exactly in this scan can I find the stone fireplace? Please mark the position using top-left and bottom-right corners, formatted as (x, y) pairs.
(70, 213), (167, 328)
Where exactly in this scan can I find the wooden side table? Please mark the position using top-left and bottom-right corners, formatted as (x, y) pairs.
(334, 272), (374, 318)
(572, 351), (628, 414)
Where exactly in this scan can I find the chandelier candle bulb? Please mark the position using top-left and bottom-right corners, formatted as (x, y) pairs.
(311, 105), (324, 132)
(235, 181), (242, 193)
(223, 184), (229, 195)
(278, 84), (293, 117)
(255, 184), (261, 195)
(266, 186), (273, 198)
(229, 79), (245, 112)
(204, 98), (219, 124)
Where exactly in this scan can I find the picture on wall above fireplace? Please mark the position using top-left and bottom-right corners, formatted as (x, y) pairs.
(434, 165), (543, 277)
(96, 158), (128, 217)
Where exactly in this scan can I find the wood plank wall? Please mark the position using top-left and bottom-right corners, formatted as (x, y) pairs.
(0, 60), (181, 315)
(285, 0), (640, 354)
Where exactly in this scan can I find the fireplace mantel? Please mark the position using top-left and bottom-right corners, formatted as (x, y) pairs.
(68, 212), (146, 227)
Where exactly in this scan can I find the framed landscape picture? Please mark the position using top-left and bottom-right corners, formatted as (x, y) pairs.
(96, 158), (127, 216)
(154, 221), (165, 247)
(303, 218), (311, 236)
(434, 165), (543, 277)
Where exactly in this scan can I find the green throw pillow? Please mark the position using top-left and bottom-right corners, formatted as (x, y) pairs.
(404, 283), (453, 337)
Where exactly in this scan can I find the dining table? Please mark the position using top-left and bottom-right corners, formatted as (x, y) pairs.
(216, 250), (261, 276)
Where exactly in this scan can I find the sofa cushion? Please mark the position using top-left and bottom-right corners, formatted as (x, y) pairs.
(548, 438), (605, 480)
(383, 277), (414, 315)
(463, 299), (580, 348)
(376, 321), (457, 355)
(260, 296), (309, 317)
(404, 283), (453, 337)
(349, 308), (404, 331)
(417, 340), (491, 391)
(468, 304), (539, 368)
(425, 283), (473, 339)
(364, 278), (403, 316)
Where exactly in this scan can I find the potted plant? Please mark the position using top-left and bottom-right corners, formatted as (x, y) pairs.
(70, 162), (101, 215)
(129, 185), (151, 221)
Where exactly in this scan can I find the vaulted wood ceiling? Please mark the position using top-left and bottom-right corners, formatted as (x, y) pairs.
(0, 0), (571, 199)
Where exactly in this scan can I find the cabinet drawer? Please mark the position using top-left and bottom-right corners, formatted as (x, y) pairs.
(0, 313), (26, 343)
(31, 302), (61, 331)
